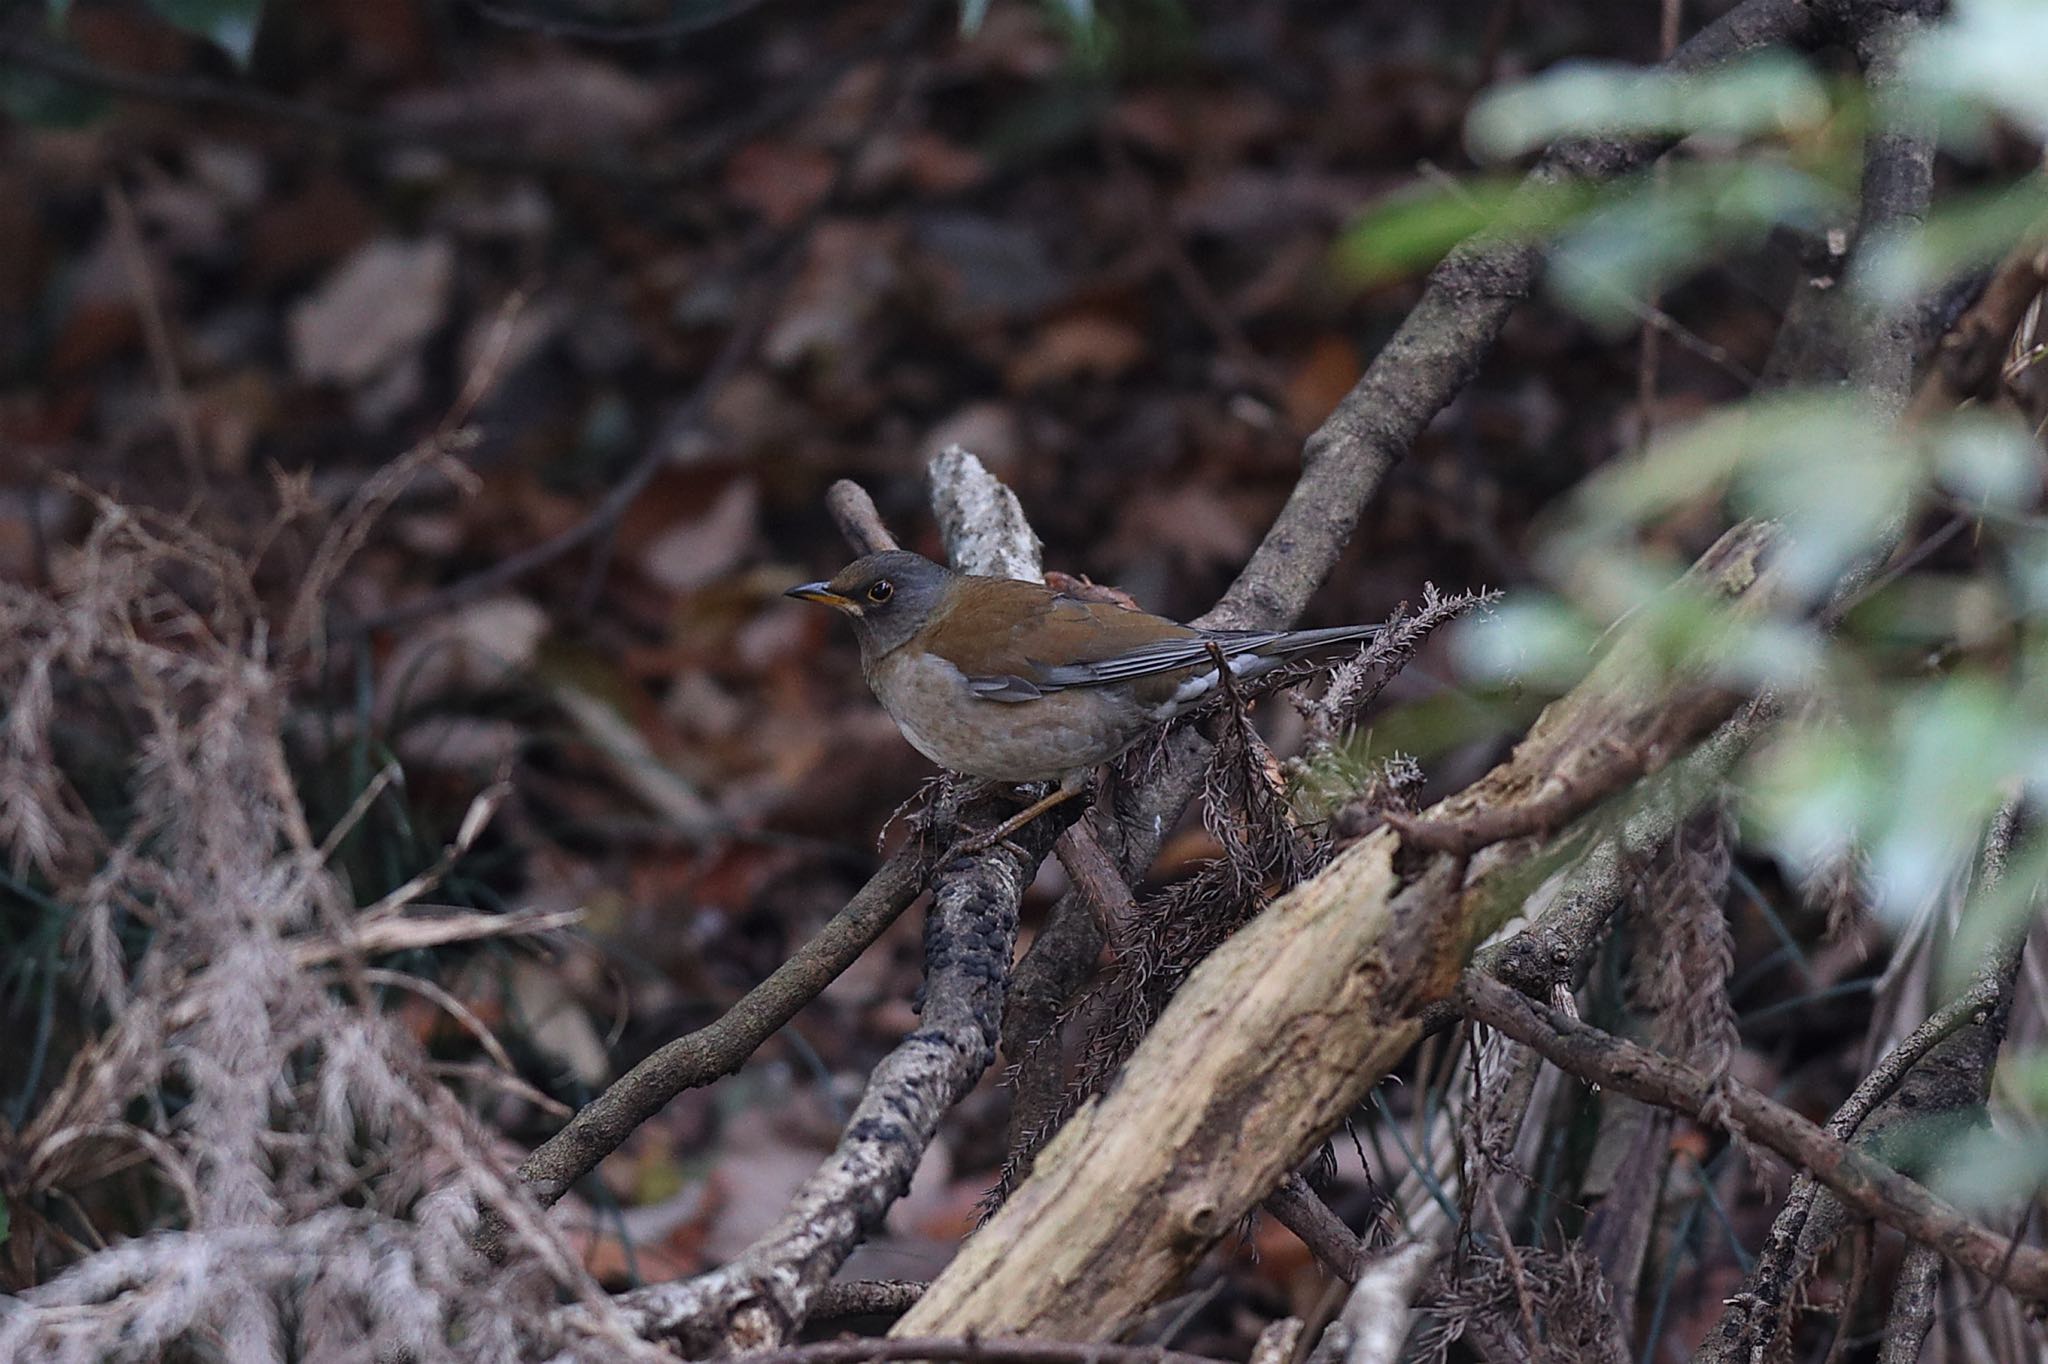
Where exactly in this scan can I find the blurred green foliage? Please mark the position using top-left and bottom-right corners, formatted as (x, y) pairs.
(1382, 3), (2048, 1198)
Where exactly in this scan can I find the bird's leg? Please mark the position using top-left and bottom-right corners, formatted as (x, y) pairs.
(953, 770), (1089, 855)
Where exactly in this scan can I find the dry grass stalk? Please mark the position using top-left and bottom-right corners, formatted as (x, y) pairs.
(0, 488), (650, 1362)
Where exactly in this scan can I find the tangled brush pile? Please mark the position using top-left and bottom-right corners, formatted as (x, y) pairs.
(0, 489), (656, 1363)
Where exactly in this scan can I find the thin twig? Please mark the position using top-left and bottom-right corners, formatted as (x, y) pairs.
(828, 480), (902, 556)
(481, 848), (926, 1261)
(1264, 1174), (1368, 1283)
(1385, 690), (1742, 857)
(806, 1280), (927, 1323)
(1459, 972), (2048, 1302)
(1054, 820), (1141, 947)
(103, 182), (205, 488)
(725, 1337), (1231, 1364)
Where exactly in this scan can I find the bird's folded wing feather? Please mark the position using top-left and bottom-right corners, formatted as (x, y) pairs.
(1032, 631), (1290, 686)
(919, 576), (1285, 702)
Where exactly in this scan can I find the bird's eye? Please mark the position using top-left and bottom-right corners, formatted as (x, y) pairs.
(867, 579), (894, 604)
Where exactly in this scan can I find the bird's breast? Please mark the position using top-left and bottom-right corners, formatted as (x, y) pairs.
(863, 649), (1153, 783)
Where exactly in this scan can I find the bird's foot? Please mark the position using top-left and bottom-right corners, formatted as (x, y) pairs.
(948, 776), (1088, 858)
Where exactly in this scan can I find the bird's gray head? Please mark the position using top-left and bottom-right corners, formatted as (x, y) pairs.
(785, 550), (958, 658)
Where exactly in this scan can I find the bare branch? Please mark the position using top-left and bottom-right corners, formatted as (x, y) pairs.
(1334, 1241), (1437, 1364)
(725, 1337), (1231, 1364)
(598, 798), (1078, 1350)
(1264, 1174), (1369, 1283)
(1458, 972), (2048, 1303)
(481, 849), (927, 1259)
(829, 481), (902, 556)
(1382, 690), (1741, 857)
(807, 1280), (927, 1323)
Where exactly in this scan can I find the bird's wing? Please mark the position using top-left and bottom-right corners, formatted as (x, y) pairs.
(919, 577), (1224, 703)
(1032, 629), (1288, 687)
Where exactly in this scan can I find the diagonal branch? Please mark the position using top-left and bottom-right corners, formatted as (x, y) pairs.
(1458, 970), (2048, 1302)
(1196, 0), (1876, 634)
(595, 796), (1078, 1350)
(476, 848), (928, 1260)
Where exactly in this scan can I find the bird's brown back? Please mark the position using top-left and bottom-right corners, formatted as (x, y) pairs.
(915, 576), (1198, 704)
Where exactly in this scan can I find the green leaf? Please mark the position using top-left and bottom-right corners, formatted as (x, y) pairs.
(1869, 677), (2022, 914)
(147, 0), (265, 68)
(1934, 411), (2045, 510)
(1333, 176), (1596, 285)
(1857, 180), (2048, 307)
(1929, 1123), (2048, 1214)
(1946, 831), (2048, 995)
(1905, 0), (2048, 139)
(1466, 51), (1831, 162)
(1450, 595), (1600, 689)
(1747, 720), (1875, 882)
(1569, 393), (1917, 601)
(1549, 162), (1844, 330)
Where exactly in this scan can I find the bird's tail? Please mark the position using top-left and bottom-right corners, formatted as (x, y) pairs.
(1266, 622), (1382, 657)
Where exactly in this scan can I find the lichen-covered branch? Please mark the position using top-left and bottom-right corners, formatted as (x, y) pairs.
(598, 799), (1076, 1349)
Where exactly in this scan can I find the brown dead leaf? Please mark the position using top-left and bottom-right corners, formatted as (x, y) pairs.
(1120, 486), (1256, 570)
(1285, 332), (1363, 431)
(919, 403), (1021, 474)
(49, 300), (141, 379)
(0, 172), (50, 317)
(387, 54), (668, 155)
(290, 237), (454, 386)
(188, 369), (274, 475)
(376, 595), (549, 718)
(913, 213), (1067, 326)
(725, 140), (838, 229)
(1113, 89), (1286, 164)
(508, 957), (611, 1089)
(1044, 571), (1140, 609)
(764, 220), (902, 367)
(638, 475), (761, 585)
(885, 129), (990, 196)
(246, 174), (377, 286)
(1006, 313), (1148, 390)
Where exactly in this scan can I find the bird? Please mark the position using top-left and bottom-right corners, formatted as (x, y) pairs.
(786, 549), (1383, 848)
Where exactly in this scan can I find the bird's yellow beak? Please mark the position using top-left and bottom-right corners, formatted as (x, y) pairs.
(785, 582), (859, 613)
